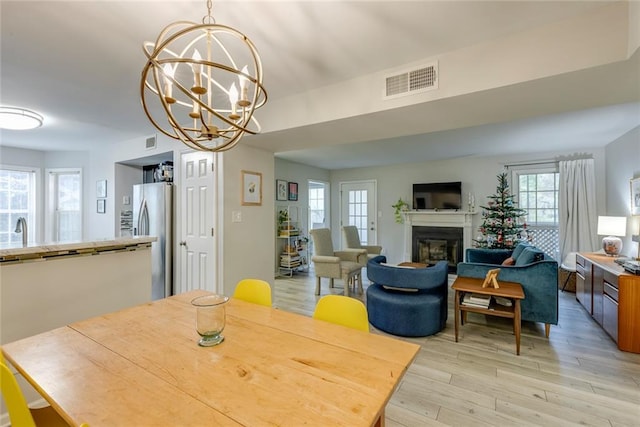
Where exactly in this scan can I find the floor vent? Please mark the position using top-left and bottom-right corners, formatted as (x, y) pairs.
(145, 135), (157, 150)
(384, 62), (438, 99)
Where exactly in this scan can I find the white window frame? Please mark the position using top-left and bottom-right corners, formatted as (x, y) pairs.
(0, 164), (41, 244)
(46, 168), (83, 242)
(308, 180), (330, 231)
(510, 165), (560, 260)
(510, 166), (559, 226)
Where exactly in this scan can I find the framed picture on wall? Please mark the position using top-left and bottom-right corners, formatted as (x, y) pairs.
(288, 182), (298, 201)
(96, 179), (107, 198)
(97, 199), (106, 214)
(631, 177), (640, 216)
(276, 179), (288, 201)
(241, 170), (262, 206)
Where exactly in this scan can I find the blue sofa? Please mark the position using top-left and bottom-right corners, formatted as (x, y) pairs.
(366, 256), (448, 337)
(456, 242), (558, 337)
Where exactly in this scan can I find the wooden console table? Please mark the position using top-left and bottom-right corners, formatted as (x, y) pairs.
(576, 253), (640, 353)
(452, 276), (525, 355)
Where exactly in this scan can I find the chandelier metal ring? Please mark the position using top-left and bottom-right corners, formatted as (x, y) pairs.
(141, 15), (267, 152)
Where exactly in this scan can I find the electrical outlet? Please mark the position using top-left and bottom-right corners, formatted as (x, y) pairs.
(232, 211), (242, 223)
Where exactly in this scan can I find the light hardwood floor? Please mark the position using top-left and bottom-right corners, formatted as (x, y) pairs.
(273, 269), (640, 427)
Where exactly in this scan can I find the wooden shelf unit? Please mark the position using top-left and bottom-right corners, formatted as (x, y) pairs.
(576, 253), (640, 353)
(276, 206), (308, 277)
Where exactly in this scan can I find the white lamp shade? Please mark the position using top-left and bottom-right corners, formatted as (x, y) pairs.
(597, 216), (627, 236)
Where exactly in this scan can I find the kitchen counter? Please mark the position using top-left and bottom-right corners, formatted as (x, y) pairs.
(1, 236), (157, 346)
(1, 235), (158, 407)
(0, 236), (156, 263)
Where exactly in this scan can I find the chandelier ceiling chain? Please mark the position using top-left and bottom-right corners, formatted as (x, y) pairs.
(141, 0), (267, 152)
(203, 0), (215, 24)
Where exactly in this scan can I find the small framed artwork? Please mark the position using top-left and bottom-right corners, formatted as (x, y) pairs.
(96, 180), (107, 198)
(276, 179), (288, 201)
(241, 170), (262, 206)
(97, 199), (106, 214)
(288, 182), (298, 201)
(631, 177), (640, 216)
(482, 268), (500, 288)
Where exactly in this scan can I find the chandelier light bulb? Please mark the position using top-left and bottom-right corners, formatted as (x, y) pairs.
(228, 83), (240, 120)
(190, 99), (201, 119)
(191, 49), (206, 95)
(162, 64), (176, 104)
(238, 65), (251, 107)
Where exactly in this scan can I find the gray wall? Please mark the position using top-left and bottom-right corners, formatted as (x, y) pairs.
(604, 125), (640, 257)
(326, 148), (606, 264)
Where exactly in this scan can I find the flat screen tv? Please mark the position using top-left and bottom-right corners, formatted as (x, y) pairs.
(413, 182), (462, 210)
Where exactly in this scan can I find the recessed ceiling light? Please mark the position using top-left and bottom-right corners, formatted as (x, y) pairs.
(0, 107), (44, 130)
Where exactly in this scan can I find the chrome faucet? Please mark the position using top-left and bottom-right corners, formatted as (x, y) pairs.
(15, 217), (28, 247)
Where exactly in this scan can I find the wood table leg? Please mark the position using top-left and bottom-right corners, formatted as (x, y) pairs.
(374, 409), (385, 427)
(514, 299), (521, 355)
(454, 290), (460, 342)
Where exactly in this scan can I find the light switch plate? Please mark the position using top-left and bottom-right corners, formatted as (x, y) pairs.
(232, 211), (242, 222)
(123, 196), (131, 205)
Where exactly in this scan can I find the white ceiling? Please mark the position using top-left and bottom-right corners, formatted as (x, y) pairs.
(1, 1), (639, 169)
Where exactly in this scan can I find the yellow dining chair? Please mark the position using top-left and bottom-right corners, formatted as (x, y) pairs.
(233, 279), (272, 306)
(1, 358), (71, 427)
(312, 295), (369, 332)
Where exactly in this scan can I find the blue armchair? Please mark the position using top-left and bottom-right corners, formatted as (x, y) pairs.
(366, 256), (448, 337)
(456, 243), (558, 337)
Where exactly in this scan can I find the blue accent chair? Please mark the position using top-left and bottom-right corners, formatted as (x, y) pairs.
(366, 256), (448, 337)
(456, 242), (558, 337)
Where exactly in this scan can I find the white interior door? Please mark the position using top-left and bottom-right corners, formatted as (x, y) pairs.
(179, 151), (216, 293)
(340, 180), (377, 247)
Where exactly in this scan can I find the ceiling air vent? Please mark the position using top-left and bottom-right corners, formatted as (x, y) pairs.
(384, 62), (438, 100)
(145, 135), (157, 150)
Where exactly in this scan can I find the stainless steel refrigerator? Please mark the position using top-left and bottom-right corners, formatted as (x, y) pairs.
(133, 182), (173, 300)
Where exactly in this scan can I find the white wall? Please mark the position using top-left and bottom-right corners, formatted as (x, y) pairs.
(85, 134), (276, 296)
(3, 135), (274, 298)
(85, 134), (181, 240)
(261, 2), (631, 136)
(328, 148), (606, 264)
(220, 144), (275, 295)
(604, 125), (640, 258)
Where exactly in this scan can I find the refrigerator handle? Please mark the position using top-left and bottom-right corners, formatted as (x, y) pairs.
(138, 199), (150, 236)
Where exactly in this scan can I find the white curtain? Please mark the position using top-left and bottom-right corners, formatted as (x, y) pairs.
(558, 158), (598, 260)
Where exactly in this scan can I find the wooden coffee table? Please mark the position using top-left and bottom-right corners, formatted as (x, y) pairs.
(452, 276), (525, 355)
(397, 262), (428, 268)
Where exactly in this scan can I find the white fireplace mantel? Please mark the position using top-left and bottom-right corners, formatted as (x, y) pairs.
(402, 211), (477, 262)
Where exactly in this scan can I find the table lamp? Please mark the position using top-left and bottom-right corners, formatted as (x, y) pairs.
(597, 216), (627, 256)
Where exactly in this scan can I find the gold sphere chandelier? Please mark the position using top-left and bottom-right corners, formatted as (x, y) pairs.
(141, 0), (267, 152)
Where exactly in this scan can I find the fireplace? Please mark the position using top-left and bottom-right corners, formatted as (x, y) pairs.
(402, 210), (475, 274)
(412, 226), (463, 273)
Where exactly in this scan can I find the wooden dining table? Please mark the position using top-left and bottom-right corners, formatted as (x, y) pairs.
(2, 290), (419, 426)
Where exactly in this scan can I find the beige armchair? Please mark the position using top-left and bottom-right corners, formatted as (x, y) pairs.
(342, 225), (382, 264)
(309, 228), (367, 296)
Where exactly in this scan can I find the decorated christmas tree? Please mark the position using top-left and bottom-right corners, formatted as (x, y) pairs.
(474, 172), (528, 249)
